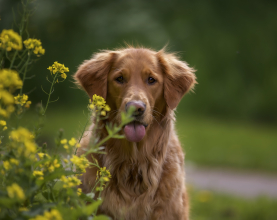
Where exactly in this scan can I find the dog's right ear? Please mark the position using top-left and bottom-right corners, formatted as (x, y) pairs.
(74, 51), (117, 99)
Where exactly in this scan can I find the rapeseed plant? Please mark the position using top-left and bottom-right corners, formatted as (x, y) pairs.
(0, 1), (134, 219)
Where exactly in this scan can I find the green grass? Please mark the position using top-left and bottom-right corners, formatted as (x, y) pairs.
(19, 106), (277, 172)
(189, 189), (277, 220)
(175, 114), (277, 172)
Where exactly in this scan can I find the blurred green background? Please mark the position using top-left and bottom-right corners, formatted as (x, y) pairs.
(1, 0), (277, 219)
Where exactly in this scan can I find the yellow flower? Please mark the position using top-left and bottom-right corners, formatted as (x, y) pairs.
(7, 183), (25, 200)
(0, 120), (6, 126)
(77, 188), (82, 196)
(70, 155), (90, 173)
(60, 73), (67, 79)
(60, 175), (81, 188)
(63, 144), (69, 150)
(37, 152), (45, 159)
(53, 159), (60, 168)
(68, 137), (76, 146)
(33, 170), (44, 178)
(10, 158), (19, 165)
(97, 166), (112, 182)
(0, 89), (15, 105)
(48, 62), (69, 79)
(3, 161), (10, 170)
(24, 38), (45, 57)
(14, 94), (29, 106)
(30, 209), (63, 220)
(3, 126), (7, 131)
(0, 69), (23, 89)
(48, 165), (55, 172)
(76, 143), (81, 148)
(63, 158), (69, 163)
(0, 29), (22, 51)
(60, 139), (67, 144)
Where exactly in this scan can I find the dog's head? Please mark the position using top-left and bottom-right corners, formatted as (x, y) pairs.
(75, 47), (196, 142)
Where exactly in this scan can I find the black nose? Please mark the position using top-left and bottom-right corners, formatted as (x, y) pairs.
(125, 101), (146, 117)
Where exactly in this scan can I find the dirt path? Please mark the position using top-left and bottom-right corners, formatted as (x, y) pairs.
(185, 165), (277, 198)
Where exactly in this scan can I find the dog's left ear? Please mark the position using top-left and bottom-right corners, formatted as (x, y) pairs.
(157, 50), (197, 110)
(74, 51), (117, 99)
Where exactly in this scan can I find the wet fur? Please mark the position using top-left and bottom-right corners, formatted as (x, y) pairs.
(74, 47), (196, 220)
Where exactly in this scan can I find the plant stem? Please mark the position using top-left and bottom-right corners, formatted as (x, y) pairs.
(20, 54), (30, 95)
(42, 73), (58, 116)
(9, 51), (18, 69)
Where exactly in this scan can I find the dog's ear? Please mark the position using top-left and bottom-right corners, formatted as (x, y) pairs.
(157, 50), (197, 110)
(74, 51), (117, 99)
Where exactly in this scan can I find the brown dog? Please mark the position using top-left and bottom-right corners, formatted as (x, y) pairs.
(74, 47), (196, 220)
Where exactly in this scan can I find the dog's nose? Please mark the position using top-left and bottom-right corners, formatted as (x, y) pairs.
(125, 101), (146, 117)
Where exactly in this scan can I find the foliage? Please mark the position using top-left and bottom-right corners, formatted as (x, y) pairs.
(0, 1), (134, 219)
(189, 188), (277, 220)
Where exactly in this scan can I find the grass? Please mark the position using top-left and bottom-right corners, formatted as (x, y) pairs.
(18, 106), (277, 172)
(175, 113), (277, 172)
(189, 188), (277, 220)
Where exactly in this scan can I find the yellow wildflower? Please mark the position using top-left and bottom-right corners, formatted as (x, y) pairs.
(76, 143), (81, 148)
(0, 69), (22, 89)
(97, 166), (112, 182)
(23, 38), (45, 57)
(30, 209), (63, 220)
(77, 188), (82, 196)
(14, 94), (29, 106)
(63, 158), (69, 163)
(60, 175), (81, 188)
(3, 126), (7, 131)
(48, 165), (55, 172)
(33, 170), (44, 179)
(60, 139), (67, 144)
(0, 29), (22, 51)
(53, 159), (60, 168)
(10, 158), (19, 165)
(0, 120), (6, 126)
(68, 137), (76, 146)
(70, 155), (90, 173)
(7, 183), (25, 200)
(0, 89), (15, 105)
(37, 152), (45, 159)
(47, 62), (69, 80)
(61, 73), (67, 79)
(63, 144), (69, 150)
(3, 161), (10, 170)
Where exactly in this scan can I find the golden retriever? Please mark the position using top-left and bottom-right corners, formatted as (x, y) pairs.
(74, 46), (196, 220)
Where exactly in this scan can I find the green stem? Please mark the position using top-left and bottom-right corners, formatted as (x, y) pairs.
(9, 50), (18, 69)
(42, 73), (58, 116)
(20, 54), (30, 95)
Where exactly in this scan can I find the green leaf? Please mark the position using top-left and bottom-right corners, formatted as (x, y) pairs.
(93, 215), (110, 220)
(82, 199), (102, 215)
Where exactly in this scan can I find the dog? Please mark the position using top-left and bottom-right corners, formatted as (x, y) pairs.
(74, 46), (196, 220)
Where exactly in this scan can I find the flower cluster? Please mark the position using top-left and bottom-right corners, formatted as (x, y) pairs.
(0, 69), (23, 89)
(23, 38), (45, 56)
(89, 94), (111, 116)
(6, 183), (25, 201)
(29, 209), (63, 220)
(47, 62), (69, 80)
(14, 94), (31, 108)
(0, 69), (23, 117)
(60, 137), (80, 150)
(60, 175), (81, 188)
(33, 170), (44, 180)
(96, 167), (112, 182)
(9, 127), (36, 158)
(70, 155), (90, 173)
(0, 120), (7, 131)
(0, 29), (22, 51)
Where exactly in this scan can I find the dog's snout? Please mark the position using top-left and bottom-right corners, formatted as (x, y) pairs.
(125, 101), (146, 116)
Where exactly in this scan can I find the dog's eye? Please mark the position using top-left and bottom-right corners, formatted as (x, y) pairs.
(116, 76), (124, 84)
(148, 77), (156, 84)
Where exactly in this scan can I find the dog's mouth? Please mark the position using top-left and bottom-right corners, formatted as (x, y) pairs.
(124, 121), (147, 142)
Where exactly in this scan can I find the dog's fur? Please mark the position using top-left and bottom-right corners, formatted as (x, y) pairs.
(74, 47), (196, 220)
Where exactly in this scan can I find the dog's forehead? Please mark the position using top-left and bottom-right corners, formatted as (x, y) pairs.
(116, 49), (158, 71)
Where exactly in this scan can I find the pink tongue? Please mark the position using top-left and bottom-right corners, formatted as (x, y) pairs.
(124, 122), (146, 142)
